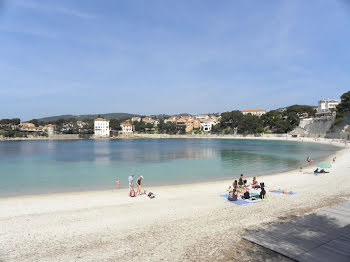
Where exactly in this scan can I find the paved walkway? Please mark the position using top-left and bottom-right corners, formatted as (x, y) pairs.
(243, 201), (350, 262)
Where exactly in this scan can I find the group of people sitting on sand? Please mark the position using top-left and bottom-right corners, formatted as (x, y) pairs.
(128, 174), (156, 198)
(227, 174), (266, 201)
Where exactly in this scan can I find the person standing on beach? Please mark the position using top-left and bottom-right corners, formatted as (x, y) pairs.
(128, 174), (134, 191)
(136, 176), (143, 195)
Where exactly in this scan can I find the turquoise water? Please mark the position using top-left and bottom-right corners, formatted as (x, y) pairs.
(0, 139), (338, 197)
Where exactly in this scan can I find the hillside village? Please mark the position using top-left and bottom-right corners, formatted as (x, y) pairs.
(1, 92), (349, 140)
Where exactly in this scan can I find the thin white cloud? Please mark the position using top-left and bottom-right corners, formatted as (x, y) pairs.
(0, 25), (58, 39)
(54, 6), (95, 19)
(13, 0), (96, 19)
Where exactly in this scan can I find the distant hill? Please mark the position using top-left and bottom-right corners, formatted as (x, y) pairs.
(36, 112), (198, 123)
(37, 113), (140, 122)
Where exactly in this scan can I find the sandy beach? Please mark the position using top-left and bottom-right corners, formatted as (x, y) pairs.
(0, 139), (349, 262)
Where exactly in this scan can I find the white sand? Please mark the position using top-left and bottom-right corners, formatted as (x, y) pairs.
(0, 139), (349, 262)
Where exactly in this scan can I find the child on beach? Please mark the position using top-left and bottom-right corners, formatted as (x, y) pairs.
(307, 156), (313, 166)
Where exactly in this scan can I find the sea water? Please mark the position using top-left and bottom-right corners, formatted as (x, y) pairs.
(0, 139), (338, 197)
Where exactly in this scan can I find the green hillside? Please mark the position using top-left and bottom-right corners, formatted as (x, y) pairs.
(37, 113), (140, 122)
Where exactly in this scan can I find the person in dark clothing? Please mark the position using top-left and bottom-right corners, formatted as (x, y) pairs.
(243, 189), (250, 199)
(259, 183), (266, 199)
(136, 176), (143, 195)
(238, 174), (244, 186)
(228, 189), (238, 201)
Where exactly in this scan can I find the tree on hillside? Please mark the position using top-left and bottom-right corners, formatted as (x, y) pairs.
(334, 91), (350, 125)
(238, 114), (264, 135)
(29, 119), (40, 127)
(109, 119), (121, 130)
(0, 119), (10, 125)
(337, 91), (350, 113)
(286, 105), (316, 117)
(219, 110), (243, 131)
(134, 120), (146, 133)
(9, 118), (20, 125)
(157, 119), (166, 134)
(54, 118), (66, 127)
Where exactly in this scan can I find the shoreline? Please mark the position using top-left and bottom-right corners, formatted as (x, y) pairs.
(0, 133), (348, 146)
(1, 138), (349, 261)
(0, 136), (344, 200)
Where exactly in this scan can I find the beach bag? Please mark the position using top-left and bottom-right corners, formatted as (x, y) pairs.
(244, 191), (250, 199)
(129, 189), (136, 197)
(228, 194), (237, 201)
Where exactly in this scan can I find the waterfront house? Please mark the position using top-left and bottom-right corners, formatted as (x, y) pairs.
(120, 122), (133, 133)
(164, 116), (177, 123)
(94, 117), (110, 137)
(76, 121), (87, 128)
(193, 119), (201, 129)
(200, 120), (216, 132)
(242, 109), (266, 117)
(142, 117), (153, 123)
(19, 123), (44, 132)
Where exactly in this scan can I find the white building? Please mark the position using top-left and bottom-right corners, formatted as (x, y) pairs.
(164, 116), (177, 123)
(317, 99), (340, 114)
(196, 114), (209, 120)
(94, 117), (110, 137)
(131, 117), (141, 122)
(121, 123), (133, 133)
(242, 109), (266, 117)
(200, 121), (216, 132)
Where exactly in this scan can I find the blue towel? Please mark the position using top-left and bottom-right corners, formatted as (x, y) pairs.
(221, 193), (262, 205)
(250, 192), (260, 197)
(226, 199), (262, 205)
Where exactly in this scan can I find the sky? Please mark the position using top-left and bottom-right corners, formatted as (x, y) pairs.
(0, 0), (350, 120)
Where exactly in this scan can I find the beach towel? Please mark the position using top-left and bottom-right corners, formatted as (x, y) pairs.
(226, 199), (262, 206)
(270, 190), (297, 195)
(220, 194), (262, 205)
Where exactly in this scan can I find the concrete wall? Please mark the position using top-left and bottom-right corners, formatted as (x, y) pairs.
(48, 134), (80, 139)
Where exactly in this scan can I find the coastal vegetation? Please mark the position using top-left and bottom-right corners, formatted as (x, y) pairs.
(334, 91), (350, 126)
(2, 91), (350, 138)
(211, 105), (315, 135)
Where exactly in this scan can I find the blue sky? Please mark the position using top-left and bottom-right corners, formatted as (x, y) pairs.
(0, 0), (349, 120)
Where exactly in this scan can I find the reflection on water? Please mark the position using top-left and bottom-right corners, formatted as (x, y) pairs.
(0, 139), (338, 196)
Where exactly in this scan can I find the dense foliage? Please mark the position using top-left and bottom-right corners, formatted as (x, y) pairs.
(157, 120), (185, 134)
(213, 105), (315, 134)
(335, 91), (350, 125)
(0, 118), (21, 125)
